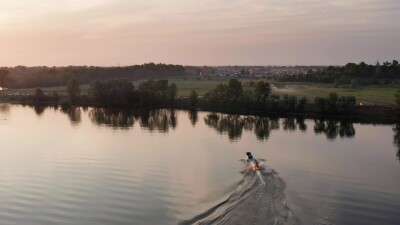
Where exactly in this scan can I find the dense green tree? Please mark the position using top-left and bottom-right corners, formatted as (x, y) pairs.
(188, 90), (198, 108)
(53, 92), (59, 101)
(282, 94), (297, 111)
(67, 79), (81, 102)
(138, 79), (177, 106)
(242, 90), (254, 111)
(168, 83), (178, 103)
(315, 97), (326, 112)
(338, 96), (356, 112)
(0, 69), (9, 90)
(268, 94), (281, 110)
(327, 92), (339, 112)
(34, 88), (46, 102)
(138, 79), (159, 106)
(288, 95), (297, 111)
(297, 97), (307, 112)
(90, 79), (134, 106)
(392, 60), (399, 69)
(204, 79), (244, 109)
(276, 60), (400, 85)
(350, 79), (359, 89)
(315, 93), (355, 114)
(254, 81), (271, 107)
(395, 89), (400, 112)
(282, 94), (289, 107)
(227, 79), (243, 102)
(205, 83), (229, 108)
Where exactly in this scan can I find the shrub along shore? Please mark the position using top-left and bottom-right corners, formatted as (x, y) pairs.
(0, 78), (397, 123)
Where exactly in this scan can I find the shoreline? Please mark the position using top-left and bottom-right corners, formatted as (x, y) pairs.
(0, 99), (397, 124)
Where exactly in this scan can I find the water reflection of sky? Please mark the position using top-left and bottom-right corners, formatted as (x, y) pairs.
(0, 104), (399, 225)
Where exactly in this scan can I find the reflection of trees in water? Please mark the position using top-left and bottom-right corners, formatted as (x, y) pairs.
(204, 114), (282, 141)
(188, 110), (198, 126)
(81, 106), (88, 112)
(27, 104), (66, 117)
(24, 106), (179, 131)
(282, 117), (307, 132)
(282, 117), (296, 131)
(314, 119), (355, 140)
(33, 105), (47, 116)
(28, 105), (62, 117)
(0, 104), (10, 114)
(138, 109), (177, 132)
(397, 150), (400, 162)
(204, 114), (245, 141)
(88, 108), (177, 132)
(254, 117), (280, 141)
(205, 114), (356, 142)
(393, 123), (400, 162)
(61, 107), (81, 125)
(296, 117), (307, 131)
(88, 108), (135, 129)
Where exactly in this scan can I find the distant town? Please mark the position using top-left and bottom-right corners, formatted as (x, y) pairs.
(186, 66), (327, 78)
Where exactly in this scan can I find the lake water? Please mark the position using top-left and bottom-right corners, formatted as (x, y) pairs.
(0, 104), (399, 225)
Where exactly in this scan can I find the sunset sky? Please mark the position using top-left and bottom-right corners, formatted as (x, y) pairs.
(0, 0), (399, 66)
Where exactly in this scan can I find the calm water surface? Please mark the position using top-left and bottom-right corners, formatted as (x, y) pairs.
(0, 104), (399, 225)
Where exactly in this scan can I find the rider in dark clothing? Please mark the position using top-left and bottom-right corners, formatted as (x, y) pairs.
(246, 152), (260, 170)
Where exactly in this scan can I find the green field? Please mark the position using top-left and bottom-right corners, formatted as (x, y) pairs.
(131, 78), (258, 96)
(1, 77), (259, 97)
(2, 78), (399, 106)
(270, 82), (399, 106)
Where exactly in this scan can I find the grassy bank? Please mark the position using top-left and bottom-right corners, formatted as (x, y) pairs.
(1, 78), (399, 106)
(271, 82), (399, 106)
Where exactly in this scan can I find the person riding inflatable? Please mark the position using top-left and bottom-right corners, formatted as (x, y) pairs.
(246, 152), (260, 170)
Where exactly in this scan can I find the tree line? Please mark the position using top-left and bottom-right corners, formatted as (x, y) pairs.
(0, 63), (185, 88)
(314, 93), (356, 114)
(202, 79), (356, 114)
(203, 79), (309, 113)
(276, 60), (400, 85)
(204, 113), (355, 141)
(89, 79), (177, 107)
(6, 78), (179, 110)
(11, 78), (357, 116)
